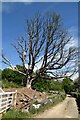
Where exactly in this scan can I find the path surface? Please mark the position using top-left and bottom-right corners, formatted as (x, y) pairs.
(36, 96), (78, 118)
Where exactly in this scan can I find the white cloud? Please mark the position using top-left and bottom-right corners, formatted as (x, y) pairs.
(71, 72), (79, 80)
(65, 36), (78, 50)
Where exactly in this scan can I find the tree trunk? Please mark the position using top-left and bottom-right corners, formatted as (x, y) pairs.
(26, 76), (32, 89)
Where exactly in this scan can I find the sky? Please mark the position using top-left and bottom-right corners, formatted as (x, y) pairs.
(1, 0), (79, 2)
(2, 2), (78, 79)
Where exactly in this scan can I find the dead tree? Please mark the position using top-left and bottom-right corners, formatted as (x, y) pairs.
(2, 12), (77, 88)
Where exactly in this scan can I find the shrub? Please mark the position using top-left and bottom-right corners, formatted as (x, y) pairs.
(32, 77), (63, 92)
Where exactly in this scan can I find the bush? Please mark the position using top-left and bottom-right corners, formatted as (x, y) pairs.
(32, 77), (64, 92)
(2, 67), (26, 87)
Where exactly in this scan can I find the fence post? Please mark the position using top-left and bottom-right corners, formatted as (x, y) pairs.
(6, 94), (9, 111)
(15, 90), (17, 108)
(11, 94), (13, 105)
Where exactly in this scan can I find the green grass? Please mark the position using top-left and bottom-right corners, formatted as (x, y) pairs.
(2, 108), (28, 119)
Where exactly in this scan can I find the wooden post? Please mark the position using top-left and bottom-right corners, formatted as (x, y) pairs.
(11, 94), (13, 106)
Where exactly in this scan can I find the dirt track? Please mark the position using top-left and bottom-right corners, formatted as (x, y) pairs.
(36, 96), (78, 118)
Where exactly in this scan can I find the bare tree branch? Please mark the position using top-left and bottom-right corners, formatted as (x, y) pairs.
(2, 12), (78, 88)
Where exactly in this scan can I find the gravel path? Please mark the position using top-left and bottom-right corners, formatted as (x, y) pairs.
(36, 96), (78, 118)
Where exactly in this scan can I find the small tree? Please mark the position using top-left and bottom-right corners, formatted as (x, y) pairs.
(2, 12), (77, 89)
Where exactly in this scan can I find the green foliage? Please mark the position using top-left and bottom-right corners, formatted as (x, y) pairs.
(29, 106), (38, 115)
(32, 77), (64, 92)
(50, 80), (64, 92)
(2, 66), (26, 87)
(0, 69), (2, 75)
(62, 78), (73, 93)
(16, 65), (24, 72)
(70, 92), (80, 98)
(2, 65), (36, 88)
(32, 77), (50, 92)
